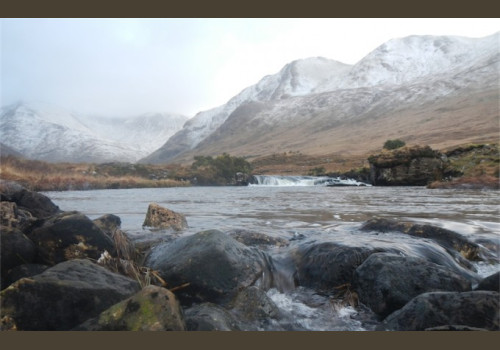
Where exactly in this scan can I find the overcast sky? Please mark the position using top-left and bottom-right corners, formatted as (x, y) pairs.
(1, 18), (498, 118)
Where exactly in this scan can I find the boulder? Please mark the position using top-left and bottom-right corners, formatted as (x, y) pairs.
(145, 230), (274, 305)
(184, 303), (241, 331)
(28, 211), (116, 265)
(1, 226), (36, 273)
(231, 286), (281, 323)
(353, 253), (471, 318)
(0, 259), (141, 330)
(74, 285), (185, 331)
(291, 242), (377, 293)
(142, 202), (188, 231)
(2, 264), (48, 289)
(380, 291), (500, 331)
(368, 145), (443, 186)
(0, 182), (60, 219)
(475, 271), (500, 292)
(0, 201), (35, 232)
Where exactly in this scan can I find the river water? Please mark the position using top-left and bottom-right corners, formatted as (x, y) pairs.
(43, 181), (500, 331)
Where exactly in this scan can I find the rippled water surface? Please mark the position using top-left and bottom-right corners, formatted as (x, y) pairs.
(44, 186), (500, 331)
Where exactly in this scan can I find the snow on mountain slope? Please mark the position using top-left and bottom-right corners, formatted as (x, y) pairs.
(142, 32), (499, 164)
(0, 103), (187, 163)
(141, 57), (351, 163)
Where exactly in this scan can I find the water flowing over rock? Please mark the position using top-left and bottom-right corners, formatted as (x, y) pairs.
(142, 202), (188, 231)
(184, 303), (241, 331)
(0, 259), (141, 330)
(145, 230), (274, 305)
(28, 211), (116, 266)
(74, 285), (185, 331)
(362, 218), (482, 262)
(368, 146), (444, 186)
(379, 291), (500, 331)
(353, 253), (472, 318)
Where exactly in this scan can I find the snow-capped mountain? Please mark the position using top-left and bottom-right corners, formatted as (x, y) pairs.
(142, 32), (499, 164)
(0, 102), (188, 163)
(140, 57), (351, 163)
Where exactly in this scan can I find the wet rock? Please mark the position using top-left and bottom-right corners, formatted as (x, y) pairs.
(354, 253), (471, 318)
(0, 201), (36, 232)
(2, 264), (48, 289)
(142, 202), (188, 231)
(184, 303), (241, 331)
(145, 230), (274, 305)
(93, 214), (122, 236)
(291, 242), (378, 293)
(231, 286), (281, 323)
(368, 145), (444, 186)
(362, 218), (481, 261)
(0, 181), (60, 219)
(1, 226), (36, 273)
(425, 325), (489, 331)
(475, 271), (500, 292)
(227, 229), (289, 248)
(380, 291), (500, 331)
(74, 285), (185, 331)
(0, 259), (141, 330)
(28, 211), (116, 266)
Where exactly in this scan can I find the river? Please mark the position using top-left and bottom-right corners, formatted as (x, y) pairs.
(43, 180), (500, 330)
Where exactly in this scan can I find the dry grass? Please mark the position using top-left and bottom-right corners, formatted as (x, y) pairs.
(0, 156), (189, 191)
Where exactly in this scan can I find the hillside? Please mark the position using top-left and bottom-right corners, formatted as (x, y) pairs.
(141, 32), (499, 165)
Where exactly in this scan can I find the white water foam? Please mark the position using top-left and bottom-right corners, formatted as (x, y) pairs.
(251, 175), (370, 187)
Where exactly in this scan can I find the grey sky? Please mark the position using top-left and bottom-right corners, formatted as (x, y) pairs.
(1, 18), (498, 118)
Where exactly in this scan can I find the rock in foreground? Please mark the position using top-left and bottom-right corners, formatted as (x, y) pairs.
(380, 291), (500, 331)
(145, 230), (274, 305)
(0, 259), (141, 330)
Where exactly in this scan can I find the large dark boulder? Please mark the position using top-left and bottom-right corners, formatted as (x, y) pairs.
(2, 264), (48, 289)
(354, 253), (471, 318)
(0, 259), (141, 330)
(28, 211), (116, 265)
(368, 145), (444, 186)
(1, 226), (36, 273)
(380, 291), (500, 331)
(0, 181), (60, 219)
(145, 230), (274, 305)
(74, 285), (185, 331)
(291, 241), (380, 293)
(184, 303), (241, 331)
(475, 271), (500, 292)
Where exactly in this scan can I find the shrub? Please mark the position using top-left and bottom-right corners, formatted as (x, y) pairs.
(383, 139), (406, 150)
(191, 153), (253, 185)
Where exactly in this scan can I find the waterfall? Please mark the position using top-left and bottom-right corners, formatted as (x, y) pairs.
(250, 175), (370, 187)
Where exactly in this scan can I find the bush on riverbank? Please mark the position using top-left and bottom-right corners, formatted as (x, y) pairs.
(190, 153), (253, 186)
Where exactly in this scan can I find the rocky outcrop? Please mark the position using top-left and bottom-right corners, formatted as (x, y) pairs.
(142, 202), (188, 231)
(0, 259), (141, 330)
(368, 146), (444, 186)
(27, 211), (116, 266)
(74, 285), (185, 331)
(379, 291), (500, 331)
(145, 230), (274, 305)
(353, 253), (471, 318)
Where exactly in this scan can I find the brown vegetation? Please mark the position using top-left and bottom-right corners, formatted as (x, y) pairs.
(0, 156), (189, 191)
